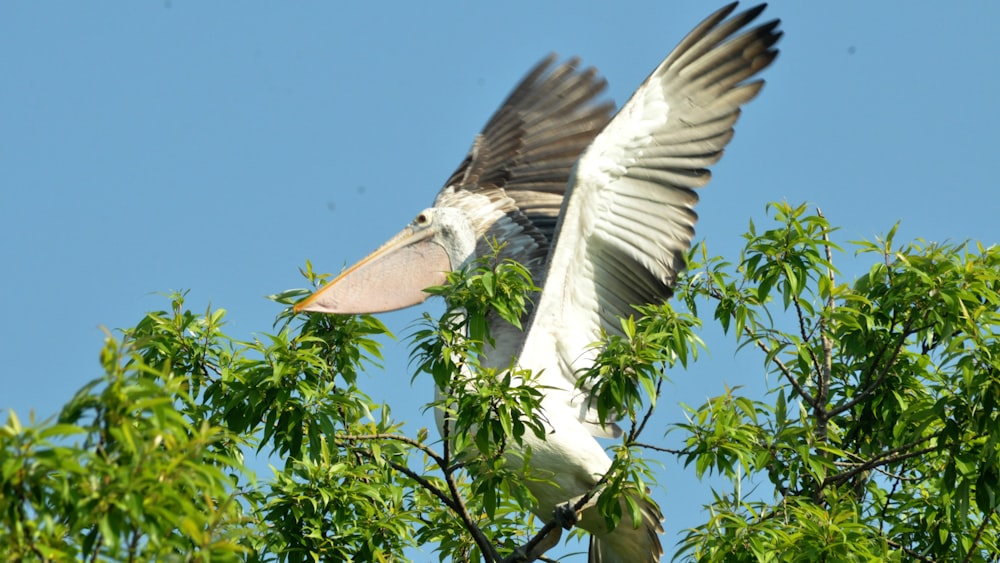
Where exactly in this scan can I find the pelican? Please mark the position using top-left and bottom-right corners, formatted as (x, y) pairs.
(296, 3), (780, 561)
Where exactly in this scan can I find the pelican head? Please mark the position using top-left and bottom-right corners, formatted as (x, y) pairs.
(294, 206), (477, 314)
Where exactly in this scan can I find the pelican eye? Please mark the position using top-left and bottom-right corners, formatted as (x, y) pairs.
(415, 212), (430, 226)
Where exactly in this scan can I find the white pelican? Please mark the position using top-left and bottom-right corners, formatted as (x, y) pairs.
(296, 3), (780, 561)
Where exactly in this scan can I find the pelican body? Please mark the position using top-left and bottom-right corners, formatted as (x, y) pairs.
(296, 4), (780, 561)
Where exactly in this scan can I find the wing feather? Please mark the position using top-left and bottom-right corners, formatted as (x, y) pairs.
(520, 3), (781, 432)
(437, 56), (615, 251)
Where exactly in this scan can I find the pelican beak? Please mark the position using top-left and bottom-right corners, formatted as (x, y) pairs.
(294, 225), (452, 314)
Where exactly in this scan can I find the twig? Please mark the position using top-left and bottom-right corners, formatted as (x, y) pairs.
(821, 434), (940, 489)
(826, 319), (914, 418)
(633, 442), (685, 455)
(832, 460), (915, 482)
(629, 378), (663, 442)
(439, 459), (503, 563)
(790, 292), (824, 387)
(743, 323), (819, 410)
(336, 432), (447, 469)
(506, 521), (566, 563)
(885, 538), (937, 562)
(815, 207), (835, 446)
(963, 508), (996, 563)
(337, 434), (503, 563)
(515, 439), (640, 562)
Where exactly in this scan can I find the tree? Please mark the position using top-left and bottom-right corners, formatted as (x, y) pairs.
(674, 202), (1000, 561)
(2, 202), (998, 561)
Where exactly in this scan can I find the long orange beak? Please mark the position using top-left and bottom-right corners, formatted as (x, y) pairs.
(294, 225), (452, 314)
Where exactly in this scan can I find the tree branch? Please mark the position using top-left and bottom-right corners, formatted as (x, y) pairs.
(815, 207), (835, 445)
(885, 538), (937, 562)
(820, 433), (940, 489)
(439, 458), (503, 563)
(335, 432), (503, 562)
(826, 319), (913, 419)
(336, 432), (447, 469)
(512, 430), (657, 562)
(963, 507), (996, 563)
(743, 323), (819, 410)
(628, 377), (663, 443)
(790, 292), (824, 386)
(633, 442), (684, 455)
(879, 473), (902, 535)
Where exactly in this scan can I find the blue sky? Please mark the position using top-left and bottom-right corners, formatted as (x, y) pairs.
(3, 2), (999, 560)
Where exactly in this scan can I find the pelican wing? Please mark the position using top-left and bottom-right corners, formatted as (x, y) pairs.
(434, 55), (615, 278)
(521, 3), (781, 430)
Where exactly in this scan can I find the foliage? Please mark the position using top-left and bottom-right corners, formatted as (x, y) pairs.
(2, 320), (252, 561)
(1, 279), (413, 562)
(2, 202), (999, 562)
(675, 202), (1000, 562)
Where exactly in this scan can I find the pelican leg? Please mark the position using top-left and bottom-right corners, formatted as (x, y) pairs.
(554, 500), (581, 530)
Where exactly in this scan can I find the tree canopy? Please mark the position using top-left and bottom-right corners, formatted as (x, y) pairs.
(3, 202), (999, 561)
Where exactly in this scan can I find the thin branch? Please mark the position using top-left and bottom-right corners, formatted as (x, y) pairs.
(866, 463), (917, 481)
(885, 538), (937, 562)
(880, 473), (901, 535)
(440, 360), (510, 563)
(629, 377), (663, 443)
(516, 434), (649, 562)
(200, 360), (222, 382)
(128, 527), (142, 562)
(438, 459), (503, 563)
(88, 531), (102, 563)
(441, 391), (455, 470)
(963, 508), (996, 563)
(827, 320), (913, 418)
(790, 292), (824, 384)
(742, 323), (819, 410)
(336, 433), (447, 469)
(703, 286), (818, 409)
(508, 522), (563, 563)
(509, 464), (618, 562)
(338, 435), (503, 563)
(336, 445), (447, 506)
(815, 207), (835, 445)
(821, 434), (940, 489)
(633, 442), (684, 455)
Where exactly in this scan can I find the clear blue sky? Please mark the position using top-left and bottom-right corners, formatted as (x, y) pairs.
(3, 2), (998, 560)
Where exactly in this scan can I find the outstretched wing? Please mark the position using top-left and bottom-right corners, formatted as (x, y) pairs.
(434, 55), (615, 279)
(520, 3), (781, 432)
